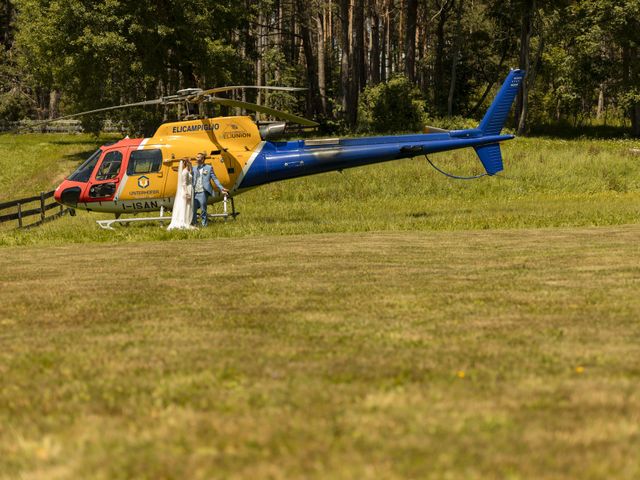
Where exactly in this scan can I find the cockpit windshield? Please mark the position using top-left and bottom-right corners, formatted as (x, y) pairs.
(68, 149), (102, 182)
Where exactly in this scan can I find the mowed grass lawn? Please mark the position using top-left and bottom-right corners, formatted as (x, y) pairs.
(1, 226), (640, 479)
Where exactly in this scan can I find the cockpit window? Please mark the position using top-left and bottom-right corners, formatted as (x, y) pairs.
(127, 149), (162, 175)
(95, 151), (123, 180)
(68, 149), (102, 182)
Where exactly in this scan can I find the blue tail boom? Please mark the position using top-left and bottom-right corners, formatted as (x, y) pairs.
(237, 69), (526, 189)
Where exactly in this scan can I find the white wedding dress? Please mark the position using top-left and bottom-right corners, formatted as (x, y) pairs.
(168, 161), (195, 230)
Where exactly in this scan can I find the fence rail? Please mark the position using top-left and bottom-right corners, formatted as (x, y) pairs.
(0, 190), (74, 229)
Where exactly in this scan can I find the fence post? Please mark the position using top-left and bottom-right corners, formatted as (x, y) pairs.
(40, 192), (46, 222)
(17, 203), (23, 228)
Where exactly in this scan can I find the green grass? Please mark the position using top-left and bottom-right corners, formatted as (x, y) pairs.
(1, 227), (639, 479)
(0, 134), (639, 245)
(0, 133), (119, 201)
(1, 133), (640, 478)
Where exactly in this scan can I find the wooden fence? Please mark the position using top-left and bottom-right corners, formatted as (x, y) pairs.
(0, 190), (74, 229)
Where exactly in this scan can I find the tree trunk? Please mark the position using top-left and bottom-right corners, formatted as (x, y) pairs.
(277, 0), (283, 54)
(386, 1), (392, 80)
(297, 0), (322, 116)
(404, 0), (418, 82)
(49, 90), (60, 119)
(328, 0), (333, 53)
(397, 0), (403, 73)
(291, 2), (299, 66)
(340, 0), (357, 125)
(596, 83), (605, 120)
(624, 45), (640, 137)
(516, 0), (535, 135)
(447, 0), (464, 116)
(326, 0), (335, 118)
(256, 8), (264, 120)
(417, 4), (429, 93)
(316, 5), (327, 115)
(381, 2), (389, 82)
(273, 0), (282, 83)
(370, 2), (380, 85)
(434, 1), (449, 114)
(354, 0), (365, 92)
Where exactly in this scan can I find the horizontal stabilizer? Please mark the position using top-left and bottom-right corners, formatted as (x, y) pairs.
(474, 143), (503, 175)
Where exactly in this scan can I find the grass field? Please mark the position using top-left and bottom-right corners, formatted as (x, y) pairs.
(1, 133), (640, 478)
(0, 134), (639, 245)
(1, 227), (640, 479)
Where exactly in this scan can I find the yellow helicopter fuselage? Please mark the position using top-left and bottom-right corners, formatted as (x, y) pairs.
(55, 116), (263, 213)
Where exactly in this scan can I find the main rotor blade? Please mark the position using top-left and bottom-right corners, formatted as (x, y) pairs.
(201, 86), (307, 96)
(15, 98), (164, 132)
(423, 125), (450, 133)
(210, 97), (319, 127)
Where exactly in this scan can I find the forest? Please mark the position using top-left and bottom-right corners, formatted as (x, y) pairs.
(0, 0), (639, 136)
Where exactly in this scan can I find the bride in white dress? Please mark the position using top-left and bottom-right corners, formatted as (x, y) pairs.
(168, 160), (195, 230)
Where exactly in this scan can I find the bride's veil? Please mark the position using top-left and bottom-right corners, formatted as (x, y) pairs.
(174, 160), (185, 202)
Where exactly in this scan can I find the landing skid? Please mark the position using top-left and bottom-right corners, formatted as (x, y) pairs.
(96, 196), (239, 230)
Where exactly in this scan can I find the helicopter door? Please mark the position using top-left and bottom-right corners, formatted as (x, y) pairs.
(121, 148), (168, 201)
(87, 149), (125, 201)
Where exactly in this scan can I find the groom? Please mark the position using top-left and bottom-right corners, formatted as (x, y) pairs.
(192, 152), (228, 227)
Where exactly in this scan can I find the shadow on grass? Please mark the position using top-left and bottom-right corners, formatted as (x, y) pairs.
(408, 212), (431, 218)
(528, 123), (634, 139)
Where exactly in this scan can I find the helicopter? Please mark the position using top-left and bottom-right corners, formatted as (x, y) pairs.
(47, 69), (524, 228)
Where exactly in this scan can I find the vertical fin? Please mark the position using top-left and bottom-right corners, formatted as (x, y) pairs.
(478, 69), (525, 136)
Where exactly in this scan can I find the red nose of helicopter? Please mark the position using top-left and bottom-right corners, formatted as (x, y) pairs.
(54, 147), (103, 208)
(54, 179), (84, 208)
